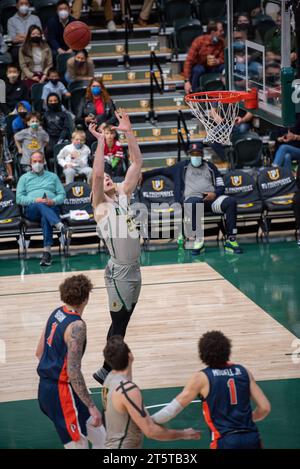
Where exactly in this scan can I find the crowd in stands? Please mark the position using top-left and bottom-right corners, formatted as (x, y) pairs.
(0, 0), (300, 263)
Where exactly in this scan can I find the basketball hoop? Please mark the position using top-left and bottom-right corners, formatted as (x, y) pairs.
(185, 89), (258, 146)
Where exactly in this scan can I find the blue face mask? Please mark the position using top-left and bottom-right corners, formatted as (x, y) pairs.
(191, 156), (203, 167)
(211, 35), (219, 45)
(233, 40), (245, 52)
(74, 143), (83, 150)
(91, 86), (101, 97)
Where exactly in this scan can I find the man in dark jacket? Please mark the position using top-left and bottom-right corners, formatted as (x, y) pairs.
(144, 145), (242, 254)
(46, 0), (76, 59)
(43, 93), (71, 170)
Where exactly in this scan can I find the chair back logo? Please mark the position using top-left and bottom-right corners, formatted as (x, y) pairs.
(267, 168), (280, 180)
(152, 180), (164, 191)
(72, 186), (84, 197)
(231, 175), (242, 187)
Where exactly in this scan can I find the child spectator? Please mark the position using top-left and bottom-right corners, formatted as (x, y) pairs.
(14, 112), (49, 173)
(102, 124), (126, 177)
(12, 101), (32, 134)
(4, 65), (29, 114)
(19, 25), (53, 90)
(42, 68), (71, 110)
(57, 130), (92, 184)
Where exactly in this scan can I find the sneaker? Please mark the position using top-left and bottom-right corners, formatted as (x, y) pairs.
(297, 238), (300, 247)
(107, 20), (117, 32)
(93, 367), (109, 385)
(40, 252), (52, 266)
(192, 239), (205, 256)
(224, 238), (243, 254)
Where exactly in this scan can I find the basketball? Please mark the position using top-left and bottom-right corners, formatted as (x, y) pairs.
(63, 21), (91, 51)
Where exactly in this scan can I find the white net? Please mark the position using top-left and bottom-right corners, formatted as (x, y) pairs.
(186, 94), (240, 146)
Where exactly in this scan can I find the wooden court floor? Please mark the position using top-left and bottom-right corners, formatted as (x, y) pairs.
(1, 262), (300, 404)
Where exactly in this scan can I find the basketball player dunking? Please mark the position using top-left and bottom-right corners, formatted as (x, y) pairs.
(89, 110), (142, 385)
(151, 331), (271, 449)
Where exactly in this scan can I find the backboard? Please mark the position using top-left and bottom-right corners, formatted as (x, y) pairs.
(226, 0), (296, 127)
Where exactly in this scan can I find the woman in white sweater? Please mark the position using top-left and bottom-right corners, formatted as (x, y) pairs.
(57, 130), (92, 184)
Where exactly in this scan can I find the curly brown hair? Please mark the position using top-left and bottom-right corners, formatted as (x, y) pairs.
(103, 336), (131, 371)
(86, 77), (111, 104)
(198, 331), (231, 368)
(59, 275), (93, 307)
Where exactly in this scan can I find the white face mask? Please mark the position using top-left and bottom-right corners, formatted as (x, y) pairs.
(191, 156), (203, 167)
(31, 162), (44, 173)
(58, 9), (69, 20)
(19, 5), (29, 15)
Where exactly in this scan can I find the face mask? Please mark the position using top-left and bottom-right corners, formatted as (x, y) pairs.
(50, 79), (59, 85)
(31, 162), (44, 173)
(238, 23), (250, 31)
(74, 143), (83, 149)
(58, 9), (69, 20)
(212, 35), (219, 45)
(75, 60), (85, 66)
(267, 75), (279, 85)
(233, 40), (245, 52)
(19, 5), (29, 15)
(48, 103), (60, 111)
(91, 86), (101, 97)
(31, 36), (42, 43)
(29, 122), (39, 130)
(7, 73), (19, 82)
(191, 156), (203, 167)
(19, 111), (27, 118)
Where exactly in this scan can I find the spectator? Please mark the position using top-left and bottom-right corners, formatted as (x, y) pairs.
(265, 12), (296, 64)
(72, 0), (116, 32)
(184, 21), (225, 94)
(272, 116), (300, 171)
(234, 12), (254, 39)
(0, 126), (14, 183)
(103, 124), (126, 177)
(7, 0), (42, 63)
(65, 49), (95, 83)
(57, 130), (92, 184)
(43, 93), (71, 170)
(12, 100), (32, 134)
(16, 151), (66, 266)
(0, 30), (12, 64)
(144, 144), (243, 254)
(82, 77), (117, 145)
(42, 68), (71, 107)
(14, 112), (49, 173)
(4, 65), (29, 113)
(19, 25), (53, 90)
(46, 0), (76, 59)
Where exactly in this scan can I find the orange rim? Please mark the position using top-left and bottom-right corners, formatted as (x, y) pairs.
(185, 89), (257, 105)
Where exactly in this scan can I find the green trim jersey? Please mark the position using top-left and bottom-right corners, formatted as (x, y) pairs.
(97, 194), (140, 265)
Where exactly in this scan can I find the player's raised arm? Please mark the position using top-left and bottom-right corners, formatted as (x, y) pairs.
(248, 370), (271, 422)
(89, 123), (106, 208)
(112, 109), (142, 196)
(151, 372), (205, 424)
